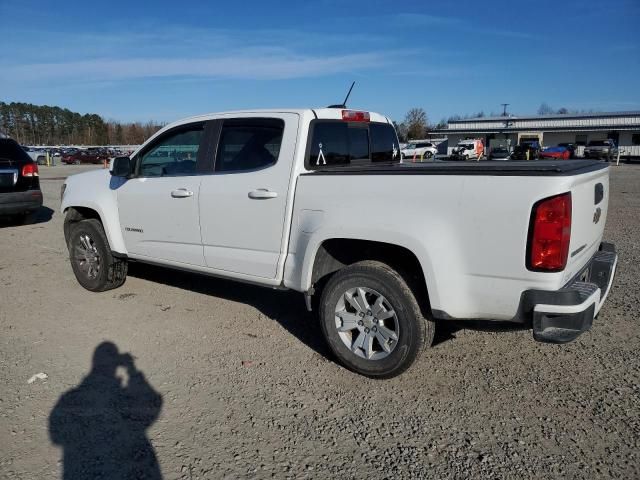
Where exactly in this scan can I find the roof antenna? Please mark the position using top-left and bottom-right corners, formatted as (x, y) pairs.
(328, 81), (355, 108)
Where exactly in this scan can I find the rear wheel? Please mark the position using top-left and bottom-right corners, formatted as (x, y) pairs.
(319, 261), (435, 378)
(73, 159), (81, 165)
(68, 218), (127, 291)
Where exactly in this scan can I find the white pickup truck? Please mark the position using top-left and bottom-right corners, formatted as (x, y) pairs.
(61, 108), (618, 378)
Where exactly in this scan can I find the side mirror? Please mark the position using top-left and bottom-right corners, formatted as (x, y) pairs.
(111, 156), (132, 177)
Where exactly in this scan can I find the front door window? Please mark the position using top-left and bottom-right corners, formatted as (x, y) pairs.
(138, 127), (203, 177)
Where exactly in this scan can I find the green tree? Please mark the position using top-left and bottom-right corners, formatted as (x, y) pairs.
(404, 108), (428, 140)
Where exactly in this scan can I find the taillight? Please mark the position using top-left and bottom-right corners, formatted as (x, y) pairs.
(21, 163), (39, 177)
(342, 110), (370, 122)
(527, 192), (572, 271)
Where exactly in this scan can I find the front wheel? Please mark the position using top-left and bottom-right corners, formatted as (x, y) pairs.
(68, 218), (127, 291)
(318, 261), (435, 378)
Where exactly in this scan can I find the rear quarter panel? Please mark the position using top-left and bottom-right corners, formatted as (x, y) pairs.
(286, 170), (606, 320)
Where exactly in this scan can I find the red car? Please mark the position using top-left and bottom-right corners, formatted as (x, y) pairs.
(539, 146), (570, 160)
(61, 149), (109, 165)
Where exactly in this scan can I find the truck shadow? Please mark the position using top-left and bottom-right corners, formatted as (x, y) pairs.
(128, 264), (527, 359)
(432, 320), (529, 346)
(127, 263), (332, 359)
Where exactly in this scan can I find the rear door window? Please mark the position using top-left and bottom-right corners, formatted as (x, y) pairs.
(215, 118), (284, 173)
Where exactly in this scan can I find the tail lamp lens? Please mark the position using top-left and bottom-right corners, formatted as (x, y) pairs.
(21, 163), (39, 177)
(528, 192), (572, 271)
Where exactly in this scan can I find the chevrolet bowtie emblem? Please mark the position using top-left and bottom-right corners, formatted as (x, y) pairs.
(593, 207), (602, 224)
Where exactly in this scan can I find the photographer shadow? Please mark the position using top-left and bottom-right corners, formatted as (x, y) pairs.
(49, 342), (163, 479)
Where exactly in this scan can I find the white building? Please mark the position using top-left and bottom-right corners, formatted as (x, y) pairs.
(433, 111), (640, 158)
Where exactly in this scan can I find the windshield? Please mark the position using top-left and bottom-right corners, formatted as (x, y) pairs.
(459, 144), (473, 150)
(587, 140), (608, 146)
(403, 144), (416, 149)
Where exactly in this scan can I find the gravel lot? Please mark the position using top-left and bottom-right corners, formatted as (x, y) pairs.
(1, 163), (639, 479)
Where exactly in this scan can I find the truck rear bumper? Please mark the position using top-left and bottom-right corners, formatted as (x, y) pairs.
(523, 242), (617, 343)
(0, 190), (43, 215)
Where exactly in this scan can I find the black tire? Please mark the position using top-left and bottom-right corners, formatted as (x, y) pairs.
(68, 218), (127, 291)
(318, 260), (435, 378)
(424, 151), (433, 159)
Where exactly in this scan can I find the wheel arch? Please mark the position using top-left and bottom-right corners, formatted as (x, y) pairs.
(63, 204), (127, 254)
(306, 238), (434, 317)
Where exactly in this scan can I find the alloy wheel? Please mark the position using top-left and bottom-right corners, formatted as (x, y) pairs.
(334, 287), (400, 360)
(75, 233), (101, 279)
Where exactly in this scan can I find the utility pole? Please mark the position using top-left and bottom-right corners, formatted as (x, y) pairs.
(501, 104), (509, 117)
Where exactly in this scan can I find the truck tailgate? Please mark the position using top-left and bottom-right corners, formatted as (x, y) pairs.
(564, 166), (610, 280)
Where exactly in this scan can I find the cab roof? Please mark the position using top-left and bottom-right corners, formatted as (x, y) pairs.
(165, 108), (392, 130)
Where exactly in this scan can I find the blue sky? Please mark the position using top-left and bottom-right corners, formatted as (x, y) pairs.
(1, 0), (639, 124)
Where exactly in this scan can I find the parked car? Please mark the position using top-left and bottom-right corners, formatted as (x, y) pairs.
(1, 137), (43, 220)
(61, 149), (108, 165)
(22, 146), (47, 165)
(87, 147), (109, 157)
(558, 143), (577, 158)
(511, 141), (541, 160)
(584, 140), (618, 161)
(540, 146), (571, 160)
(450, 139), (484, 160)
(48, 148), (63, 158)
(401, 142), (437, 161)
(488, 146), (511, 160)
(61, 107), (617, 378)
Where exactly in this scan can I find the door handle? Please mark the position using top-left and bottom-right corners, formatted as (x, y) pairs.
(248, 189), (278, 199)
(171, 188), (193, 198)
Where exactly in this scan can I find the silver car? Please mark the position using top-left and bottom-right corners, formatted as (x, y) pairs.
(584, 140), (618, 161)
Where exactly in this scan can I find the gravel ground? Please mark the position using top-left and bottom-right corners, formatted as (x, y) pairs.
(1, 163), (639, 479)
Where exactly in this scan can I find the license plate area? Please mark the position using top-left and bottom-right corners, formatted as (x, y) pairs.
(0, 169), (18, 188)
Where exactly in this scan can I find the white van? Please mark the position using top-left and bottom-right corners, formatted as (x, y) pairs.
(451, 139), (485, 161)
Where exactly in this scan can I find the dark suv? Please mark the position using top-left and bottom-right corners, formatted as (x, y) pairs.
(0, 136), (43, 220)
(511, 141), (541, 160)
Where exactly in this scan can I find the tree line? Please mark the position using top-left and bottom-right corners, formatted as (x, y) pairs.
(2, 100), (601, 146)
(0, 101), (164, 146)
